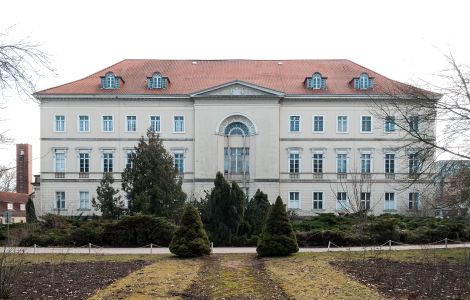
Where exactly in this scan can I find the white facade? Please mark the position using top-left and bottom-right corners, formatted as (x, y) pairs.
(35, 61), (435, 216)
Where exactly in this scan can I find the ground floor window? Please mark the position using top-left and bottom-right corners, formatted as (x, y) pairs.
(409, 192), (419, 210)
(385, 192), (395, 210)
(289, 192), (300, 209)
(79, 191), (90, 210)
(56, 191), (65, 210)
(336, 192), (347, 210)
(312, 192), (323, 210)
(360, 192), (371, 210)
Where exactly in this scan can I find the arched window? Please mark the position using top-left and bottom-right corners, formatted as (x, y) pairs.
(311, 73), (322, 89)
(355, 73), (373, 90)
(224, 122), (249, 136)
(148, 72), (167, 89)
(102, 72), (119, 89)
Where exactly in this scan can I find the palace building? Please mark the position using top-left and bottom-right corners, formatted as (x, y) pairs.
(34, 59), (436, 216)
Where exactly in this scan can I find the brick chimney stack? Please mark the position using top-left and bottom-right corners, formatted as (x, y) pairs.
(16, 144), (32, 194)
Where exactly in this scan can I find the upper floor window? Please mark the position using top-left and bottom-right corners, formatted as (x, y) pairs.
(78, 115), (89, 132)
(147, 72), (168, 89)
(354, 73), (373, 90)
(409, 115), (419, 132)
(336, 152), (347, 173)
(150, 116), (161, 132)
(385, 153), (395, 174)
(101, 72), (120, 89)
(102, 116), (113, 132)
(313, 116), (324, 133)
(361, 152), (372, 173)
(103, 152), (114, 172)
(384, 116), (396, 132)
(225, 122), (249, 136)
(55, 115), (65, 132)
(126, 116), (137, 132)
(361, 116), (372, 133)
(20, 204), (25, 211)
(79, 151), (90, 173)
(289, 116), (300, 132)
(54, 149), (66, 172)
(224, 147), (249, 174)
(173, 152), (185, 173)
(337, 116), (348, 133)
(7, 203), (13, 210)
(306, 73), (326, 90)
(126, 151), (134, 169)
(409, 192), (420, 210)
(173, 116), (185, 133)
(312, 152), (324, 173)
(289, 151), (300, 173)
(408, 152), (421, 174)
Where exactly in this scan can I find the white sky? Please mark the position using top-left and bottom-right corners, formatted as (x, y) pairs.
(0, 0), (469, 174)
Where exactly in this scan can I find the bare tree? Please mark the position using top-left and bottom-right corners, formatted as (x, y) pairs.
(0, 166), (15, 192)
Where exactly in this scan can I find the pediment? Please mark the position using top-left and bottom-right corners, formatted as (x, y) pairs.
(191, 80), (284, 97)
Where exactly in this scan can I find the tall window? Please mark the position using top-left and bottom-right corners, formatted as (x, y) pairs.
(336, 153), (347, 173)
(174, 152), (185, 173)
(361, 116), (372, 132)
(150, 116), (161, 132)
(55, 115), (65, 132)
(78, 115), (89, 132)
(409, 153), (420, 174)
(174, 116), (185, 133)
(126, 116), (137, 132)
(312, 192), (323, 210)
(126, 151), (134, 169)
(336, 192), (347, 210)
(103, 152), (113, 172)
(313, 116), (324, 132)
(385, 116), (395, 132)
(409, 115), (419, 132)
(409, 192), (419, 210)
(355, 73), (373, 90)
(149, 73), (163, 89)
(79, 152), (90, 173)
(55, 151), (66, 172)
(224, 148), (249, 173)
(360, 192), (371, 210)
(337, 116), (348, 133)
(289, 151), (300, 173)
(361, 153), (371, 173)
(385, 153), (395, 174)
(79, 191), (90, 210)
(313, 153), (323, 173)
(385, 192), (395, 210)
(289, 116), (300, 132)
(289, 192), (300, 209)
(102, 116), (113, 132)
(102, 72), (119, 89)
(56, 191), (65, 210)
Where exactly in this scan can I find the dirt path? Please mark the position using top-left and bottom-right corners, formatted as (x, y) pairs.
(179, 254), (289, 299)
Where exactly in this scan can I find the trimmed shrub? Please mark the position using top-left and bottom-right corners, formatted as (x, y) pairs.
(170, 204), (211, 257)
(257, 196), (299, 257)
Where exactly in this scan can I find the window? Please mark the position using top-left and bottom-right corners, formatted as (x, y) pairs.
(54, 150), (66, 172)
(126, 116), (137, 132)
(336, 192), (347, 210)
(148, 73), (167, 89)
(55, 115), (65, 132)
(289, 151), (300, 173)
(306, 73), (326, 90)
(225, 122), (249, 136)
(409, 115), (419, 132)
(385, 192), (395, 210)
(289, 116), (300, 132)
(360, 192), (371, 210)
(79, 152), (90, 173)
(361, 153), (371, 173)
(56, 191), (65, 210)
(313, 192), (323, 210)
(409, 192), (419, 210)
(313, 153), (323, 173)
(174, 152), (185, 173)
(361, 116), (372, 132)
(102, 116), (113, 132)
(79, 191), (90, 210)
(313, 116), (324, 132)
(20, 204), (25, 211)
(337, 116), (348, 133)
(78, 115), (89, 132)
(102, 72), (119, 89)
(224, 148), (249, 173)
(289, 192), (300, 209)
(385, 153), (395, 174)
(150, 116), (161, 132)
(126, 151), (134, 169)
(408, 153), (420, 174)
(336, 153), (347, 173)
(174, 116), (185, 133)
(385, 116), (396, 132)
(7, 203), (13, 210)
(354, 73), (373, 89)
(103, 152), (113, 172)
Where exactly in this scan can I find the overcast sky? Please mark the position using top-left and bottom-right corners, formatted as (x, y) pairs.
(0, 0), (469, 174)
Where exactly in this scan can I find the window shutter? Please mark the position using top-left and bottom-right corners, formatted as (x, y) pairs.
(321, 78), (326, 89)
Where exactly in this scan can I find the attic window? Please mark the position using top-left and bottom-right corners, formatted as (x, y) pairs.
(306, 73), (326, 90)
(354, 73), (374, 90)
(147, 72), (169, 89)
(101, 72), (120, 89)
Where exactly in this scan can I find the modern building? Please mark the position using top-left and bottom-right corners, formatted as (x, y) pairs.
(34, 59), (437, 216)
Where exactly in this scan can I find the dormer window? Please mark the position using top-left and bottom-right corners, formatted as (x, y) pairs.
(147, 72), (169, 89)
(354, 73), (374, 90)
(101, 72), (120, 89)
(306, 73), (326, 90)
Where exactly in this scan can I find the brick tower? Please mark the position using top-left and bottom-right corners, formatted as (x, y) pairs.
(16, 144), (32, 194)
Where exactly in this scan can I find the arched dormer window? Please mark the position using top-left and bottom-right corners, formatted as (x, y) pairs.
(224, 122), (249, 136)
(101, 72), (120, 89)
(306, 73), (326, 90)
(147, 72), (169, 89)
(354, 73), (374, 90)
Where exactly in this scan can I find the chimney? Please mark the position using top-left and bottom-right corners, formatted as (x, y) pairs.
(16, 144), (32, 194)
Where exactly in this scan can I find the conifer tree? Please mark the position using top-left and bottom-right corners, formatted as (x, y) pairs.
(25, 198), (37, 223)
(92, 173), (124, 219)
(257, 196), (299, 257)
(245, 189), (270, 237)
(169, 203), (211, 257)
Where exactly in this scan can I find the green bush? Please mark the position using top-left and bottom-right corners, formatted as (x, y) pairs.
(169, 204), (211, 257)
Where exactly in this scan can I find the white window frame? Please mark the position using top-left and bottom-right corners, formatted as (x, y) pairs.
(312, 115), (325, 133)
(54, 149), (66, 173)
(288, 191), (300, 209)
(79, 191), (90, 210)
(124, 149), (135, 170)
(336, 151), (348, 173)
(288, 150), (301, 173)
(360, 151), (373, 174)
(78, 115), (90, 133)
(408, 152), (421, 174)
(336, 115), (349, 133)
(312, 150), (324, 173)
(102, 115), (114, 132)
(20, 204), (25, 211)
(173, 115), (185, 133)
(54, 115), (66, 132)
(384, 192), (396, 210)
(126, 115), (137, 132)
(289, 115), (301, 132)
(360, 192), (371, 210)
(360, 115), (373, 133)
(149, 115), (161, 133)
(101, 150), (114, 173)
(336, 192), (348, 210)
(173, 150), (185, 173)
(78, 150), (90, 173)
(7, 203), (13, 210)
(312, 191), (324, 210)
(55, 191), (66, 210)
(408, 192), (420, 210)
(384, 152), (395, 174)
(384, 116), (396, 133)
(409, 115), (419, 132)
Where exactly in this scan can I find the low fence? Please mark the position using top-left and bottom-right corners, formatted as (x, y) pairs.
(326, 237), (468, 251)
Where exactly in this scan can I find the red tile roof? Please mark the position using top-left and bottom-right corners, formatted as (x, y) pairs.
(0, 192), (29, 204)
(36, 59), (425, 96)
